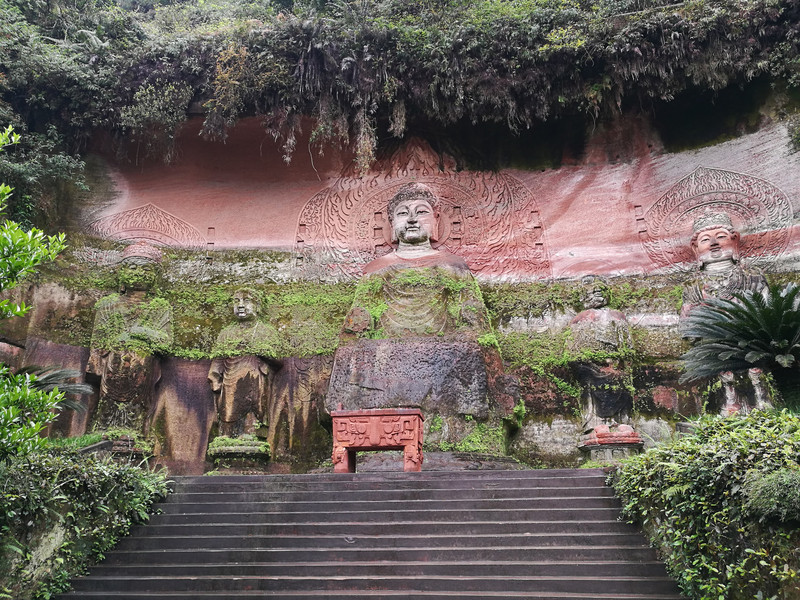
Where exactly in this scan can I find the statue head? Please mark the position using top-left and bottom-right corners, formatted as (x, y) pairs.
(387, 183), (438, 246)
(118, 242), (163, 293)
(232, 287), (259, 322)
(690, 212), (740, 268)
(581, 275), (607, 309)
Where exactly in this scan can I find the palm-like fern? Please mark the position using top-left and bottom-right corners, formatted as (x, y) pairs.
(680, 283), (800, 410)
(16, 366), (93, 412)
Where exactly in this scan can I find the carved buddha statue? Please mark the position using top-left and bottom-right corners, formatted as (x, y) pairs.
(343, 183), (488, 339)
(87, 242), (173, 431)
(680, 212), (770, 415)
(208, 287), (282, 438)
(329, 183), (493, 420)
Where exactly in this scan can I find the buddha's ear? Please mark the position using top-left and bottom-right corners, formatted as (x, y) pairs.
(429, 210), (441, 243)
(731, 230), (741, 261)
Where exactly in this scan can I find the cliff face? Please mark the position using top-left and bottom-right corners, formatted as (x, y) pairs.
(81, 113), (800, 281)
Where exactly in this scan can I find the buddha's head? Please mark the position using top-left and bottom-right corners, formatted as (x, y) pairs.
(232, 287), (259, 322)
(118, 242), (163, 293)
(388, 183), (439, 246)
(690, 212), (740, 268)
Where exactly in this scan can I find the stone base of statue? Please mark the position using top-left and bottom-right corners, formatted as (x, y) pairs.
(206, 434), (270, 473)
(578, 424), (643, 463)
(326, 338), (490, 419)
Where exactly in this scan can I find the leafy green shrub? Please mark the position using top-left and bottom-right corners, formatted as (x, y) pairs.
(612, 411), (800, 600)
(743, 468), (800, 525)
(0, 367), (65, 463)
(0, 450), (169, 600)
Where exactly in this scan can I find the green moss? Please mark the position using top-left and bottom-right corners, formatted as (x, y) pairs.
(477, 332), (500, 350)
(482, 276), (691, 325)
(207, 434), (268, 452)
(428, 414), (444, 433)
(441, 422), (506, 454)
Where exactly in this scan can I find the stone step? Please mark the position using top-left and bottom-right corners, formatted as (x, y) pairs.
(114, 532), (649, 552)
(58, 592), (683, 599)
(68, 574), (681, 595)
(148, 506), (624, 525)
(88, 560), (673, 578)
(131, 519), (638, 537)
(99, 545), (663, 566)
(57, 470), (682, 600)
(170, 472), (607, 493)
(172, 469), (604, 486)
(162, 485), (614, 503)
(157, 496), (621, 514)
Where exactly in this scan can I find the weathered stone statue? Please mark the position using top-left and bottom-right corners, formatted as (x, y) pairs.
(681, 212), (766, 318)
(87, 242), (172, 431)
(681, 212), (770, 415)
(328, 182), (493, 420)
(208, 287), (282, 438)
(568, 277), (636, 433)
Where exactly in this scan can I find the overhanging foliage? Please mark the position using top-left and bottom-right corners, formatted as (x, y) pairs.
(1, 0), (799, 177)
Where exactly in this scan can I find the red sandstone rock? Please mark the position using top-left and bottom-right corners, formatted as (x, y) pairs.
(83, 118), (800, 281)
(581, 423), (643, 446)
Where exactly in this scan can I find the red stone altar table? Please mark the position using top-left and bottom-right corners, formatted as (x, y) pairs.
(331, 408), (424, 473)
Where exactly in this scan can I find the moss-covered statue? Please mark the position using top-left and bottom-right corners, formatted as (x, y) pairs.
(681, 212), (770, 415)
(327, 183), (494, 421)
(567, 277), (637, 432)
(208, 287), (282, 438)
(87, 242), (172, 431)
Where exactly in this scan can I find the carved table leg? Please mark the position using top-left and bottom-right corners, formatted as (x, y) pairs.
(403, 443), (422, 472)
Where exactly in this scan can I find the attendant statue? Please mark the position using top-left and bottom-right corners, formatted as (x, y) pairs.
(680, 212), (769, 415)
(208, 288), (282, 438)
(328, 183), (493, 419)
(87, 242), (172, 432)
(681, 212), (766, 318)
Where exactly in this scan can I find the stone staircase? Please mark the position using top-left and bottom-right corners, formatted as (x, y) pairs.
(58, 469), (683, 599)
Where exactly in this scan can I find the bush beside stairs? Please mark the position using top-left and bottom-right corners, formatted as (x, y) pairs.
(57, 468), (683, 599)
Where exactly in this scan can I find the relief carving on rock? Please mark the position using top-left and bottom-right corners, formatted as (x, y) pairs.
(86, 242), (173, 432)
(89, 203), (206, 249)
(640, 168), (787, 417)
(294, 139), (550, 281)
(639, 167), (792, 272)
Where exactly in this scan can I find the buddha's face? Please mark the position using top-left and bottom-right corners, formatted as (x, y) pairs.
(118, 263), (158, 292)
(232, 291), (257, 321)
(392, 198), (436, 245)
(693, 227), (739, 265)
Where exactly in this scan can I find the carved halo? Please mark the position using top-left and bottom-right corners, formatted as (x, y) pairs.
(89, 203), (206, 250)
(641, 167), (793, 271)
(294, 139), (550, 281)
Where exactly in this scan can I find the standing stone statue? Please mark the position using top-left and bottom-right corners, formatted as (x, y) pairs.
(87, 242), (172, 432)
(681, 212), (770, 414)
(328, 182), (493, 419)
(568, 276), (635, 433)
(208, 288), (282, 438)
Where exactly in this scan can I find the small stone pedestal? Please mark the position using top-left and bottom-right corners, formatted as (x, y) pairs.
(578, 424), (643, 463)
(206, 435), (270, 473)
(331, 408), (424, 473)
